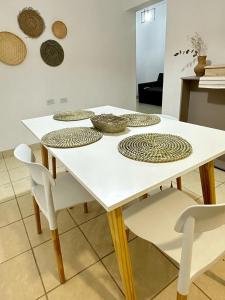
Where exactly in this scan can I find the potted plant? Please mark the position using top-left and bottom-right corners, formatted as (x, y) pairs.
(174, 33), (207, 77)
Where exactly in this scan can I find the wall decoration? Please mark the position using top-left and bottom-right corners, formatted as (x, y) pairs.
(0, 31), (27, 65)
(18, 7), (45, 38)
(40, 40), (64, 67)
(52, 21), (67, 39)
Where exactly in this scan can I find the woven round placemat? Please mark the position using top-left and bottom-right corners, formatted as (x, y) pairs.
(118, 133), (192, 163)
(0, 31), (27, 65)
(41, 127), (103, 148)
(120, 114), (161, 127)
(52, 21), (67, 39)
(40, 40), (64, 67)
(18, 7), (45, 38)
(53, 111), (95, 121)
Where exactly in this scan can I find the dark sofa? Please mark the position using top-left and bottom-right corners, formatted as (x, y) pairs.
(138, 73), (163, 106)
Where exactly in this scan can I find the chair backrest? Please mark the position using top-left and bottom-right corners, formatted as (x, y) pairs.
(175, 203), (225, 234)
(174, 202), (225, 295)
(14, 144), (55, 187)
(14, 144), (56, 229)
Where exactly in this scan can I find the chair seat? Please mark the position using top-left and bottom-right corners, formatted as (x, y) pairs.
(124, 188), (225, 280)
(33, 172), (95, 214)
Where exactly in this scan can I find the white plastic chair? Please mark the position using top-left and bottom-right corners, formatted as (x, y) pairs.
(14, 144), (95, 283)
(124, 188), (225, 300)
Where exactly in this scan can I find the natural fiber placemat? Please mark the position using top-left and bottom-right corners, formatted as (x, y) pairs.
(52, 21), (67, 39)
(0, 31), (27, 65)
(41, 127), (103, 148)
(53, 111), (95, 121)
(118, 133), (192, 163)
(18, 8), (45, 38)
(120, 114), (161, 127)
(40, 40), (64, 67)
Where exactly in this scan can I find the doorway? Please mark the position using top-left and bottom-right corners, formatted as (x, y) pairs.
(136, 0), (167, 114)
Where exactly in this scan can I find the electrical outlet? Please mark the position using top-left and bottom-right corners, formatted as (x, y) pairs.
(46, 99), (55, 105)
(60, 97), (68, 103)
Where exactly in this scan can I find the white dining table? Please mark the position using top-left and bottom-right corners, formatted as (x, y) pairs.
(22, 105), (225, 300)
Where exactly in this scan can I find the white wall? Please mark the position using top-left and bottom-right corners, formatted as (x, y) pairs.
(0, 0), (136, 150)
(162, 0), (225, 118)
(123, 0), (160, 11)
(136, 1), (166, 85)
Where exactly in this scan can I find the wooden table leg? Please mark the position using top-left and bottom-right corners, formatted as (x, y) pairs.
(41, 144), (49, 169)
(176, 177), (182, 190)
(52, 156), (56, 179)
(199, 160), (216, 204)
(107, 208), (136, 300)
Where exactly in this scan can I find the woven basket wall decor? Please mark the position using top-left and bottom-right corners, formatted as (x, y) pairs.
(0, 31), (27, 65)
(18, 7), (45, 38)
(40, 40), (64, 67)
(52, 21), (67, 39)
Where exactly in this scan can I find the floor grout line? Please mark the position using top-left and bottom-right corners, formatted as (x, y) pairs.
(1, 152), (225, 298)
(5, 162), (49, 299)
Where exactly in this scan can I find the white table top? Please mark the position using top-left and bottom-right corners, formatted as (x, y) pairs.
(22, 105), (225, 211)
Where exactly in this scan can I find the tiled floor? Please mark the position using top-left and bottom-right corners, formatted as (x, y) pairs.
(1, 147), (225, 299)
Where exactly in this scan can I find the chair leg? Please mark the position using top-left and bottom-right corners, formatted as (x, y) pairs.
(177, 292), (187, 300)
(52, 156), (56, 179)
(83, 202), (88, 214)
(176, 177), (182, 190)
(51, 229), (65, 284)
(33, 196), (42, 234)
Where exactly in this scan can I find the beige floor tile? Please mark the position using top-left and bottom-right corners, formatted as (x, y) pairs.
(195, 256), (225, 300)
(102, 238), (178, 300)
(181, 171), (221, 197)
(0, 170), (10, 185)
(195, 167), (225, 184)
(0, 220), (30, 263)
(153, 280), (209, 300)
(8, 166), (29, 182)
(4, 155), (23, 169)
(80, 213), (115, 258)
(0, 251), (44, 300)
(0, 183), (15, 203)
(0, 157), (7, 172)
(0, 199), (21, 227)
(24, 209), (76, 247)
(80, 213), (136, 259)
(2, 149), (14, 158)
(47, 262), (123, 300)
(215, 183), (225, 204)
(34, 227), (98, 291)
(12, 177), (31, 197)
(17, 193), (34, 218)
(69, 200), (105, 225)
(38, 296), (47, 300)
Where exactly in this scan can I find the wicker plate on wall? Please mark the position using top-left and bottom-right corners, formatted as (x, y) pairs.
(120, 113), (161, 127)
(0, 31), (27, 65)
(18, 7), (45, 38)
(118, 133), (192, 163)
(40, 40), (64, 67)
(41, 127), (103, 148)
(53, 111), (95, 121)
(52, 21), (67, 39)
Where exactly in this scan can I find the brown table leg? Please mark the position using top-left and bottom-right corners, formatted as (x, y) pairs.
(176, 177), (182, 190)
(199, 160), (216, 204)
(41, 144), (49, 169)
(107, 208), (136, 300)
(52, 156), (56, 179)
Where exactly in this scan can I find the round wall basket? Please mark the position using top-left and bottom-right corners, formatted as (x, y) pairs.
(52, 21), (67, 39)
(40, 40), (64, 67)
(18, 7), (45, 38)
(0, 31), (27, 65)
